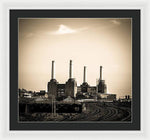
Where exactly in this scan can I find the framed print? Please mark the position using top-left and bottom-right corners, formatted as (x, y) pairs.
(10, 10), (140, 130)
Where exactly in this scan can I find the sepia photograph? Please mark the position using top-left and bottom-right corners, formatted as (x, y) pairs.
(18, 17), (132, 122)
(9, 10), (140, 130)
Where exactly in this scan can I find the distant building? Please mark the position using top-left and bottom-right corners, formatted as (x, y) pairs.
(65, 60), (77, 98)
(80, 66), (89, 93)
(47, 61), (58, 97)
(77, 86), (81, 93)
(65, 78), (77, 98)
(39, 90), (46, 95)
(47, 60), (77, 99)
(87, 86), (96, 95)
(119, 95), (131, 102)
(57, 84), (65, 97)
(97, 66), (107, 93)
(62, 96), (75, 103)
(98, 93), (116, 102)
(23, 92), (32, 98)
(47, 60), (115, 102)
(81, 82), (89, 93)
(97, 80), (107, 93)
(107, 94), (116, 101)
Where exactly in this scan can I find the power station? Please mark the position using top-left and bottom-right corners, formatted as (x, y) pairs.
(47, 60), (114, 101)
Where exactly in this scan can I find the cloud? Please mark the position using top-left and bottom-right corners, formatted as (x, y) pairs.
(23, 25), (87, 38)
(55, 24), (76, 34)
(110, 19), (121, 25)
(49, 24), (88, 35)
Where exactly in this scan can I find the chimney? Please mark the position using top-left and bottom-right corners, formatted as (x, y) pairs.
(69, 60), (72, 79)
(100, 66), (102, 80)
(83, 66), (86, 83)
(51, 61), (54, 79)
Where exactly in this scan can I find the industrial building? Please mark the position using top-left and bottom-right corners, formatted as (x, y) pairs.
(57, 84), (65, 98)
(87, 86), (97, 96)
(80, 66), (89, 93)
(97, 66), (107, 93)
(97, 93), (116, 102)
(65, 60), (77, 98)
(47, 60), (115, 101)
(47, 60), (77, 99)
(47, 61), (58, 98)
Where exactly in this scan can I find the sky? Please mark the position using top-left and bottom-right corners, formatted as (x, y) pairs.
(18, 18), (132, 98)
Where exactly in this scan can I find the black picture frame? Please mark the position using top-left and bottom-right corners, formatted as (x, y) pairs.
(10, 10), (140, 130)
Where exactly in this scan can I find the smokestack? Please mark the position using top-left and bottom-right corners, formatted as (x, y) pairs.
(100, 66), (102, 80)
(83, 66), (86, 83)
(51, 61), (54, 79)
(69, 60), (72, 79)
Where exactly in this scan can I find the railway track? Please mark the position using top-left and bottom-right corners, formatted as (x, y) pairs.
(76, 102), (131, 121)
(20, 102), (131, 121)
(120, 107), (131, 121)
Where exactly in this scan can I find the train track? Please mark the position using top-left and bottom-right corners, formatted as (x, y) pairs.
(75, 102), (131, 121)
(20, 102), (131, 121)
(120, 107), (131, 121)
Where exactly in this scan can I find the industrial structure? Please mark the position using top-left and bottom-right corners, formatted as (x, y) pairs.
(65, 60), (77, 98)
(97, 66), (107, 93)
(47, 60), (116, 102)
(47, 60), (77, 100)
(47, 61), (58, 97)
(80, 66), (89, 93)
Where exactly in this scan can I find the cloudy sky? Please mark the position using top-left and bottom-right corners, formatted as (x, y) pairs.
(18, 18), (132, 98)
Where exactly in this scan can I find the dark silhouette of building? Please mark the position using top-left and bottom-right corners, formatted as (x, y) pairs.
(47, 61), (58, 97)
(57, 84), (65, 97)
(39, 90), (46, 95)
(97, 66), (107, 93)
(65, 60), (77, 98)
(87, 86), (96, 96)
(47, 60), (108, 100)
(80, 66), (89, 93)
(47, 60), (77, 99)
